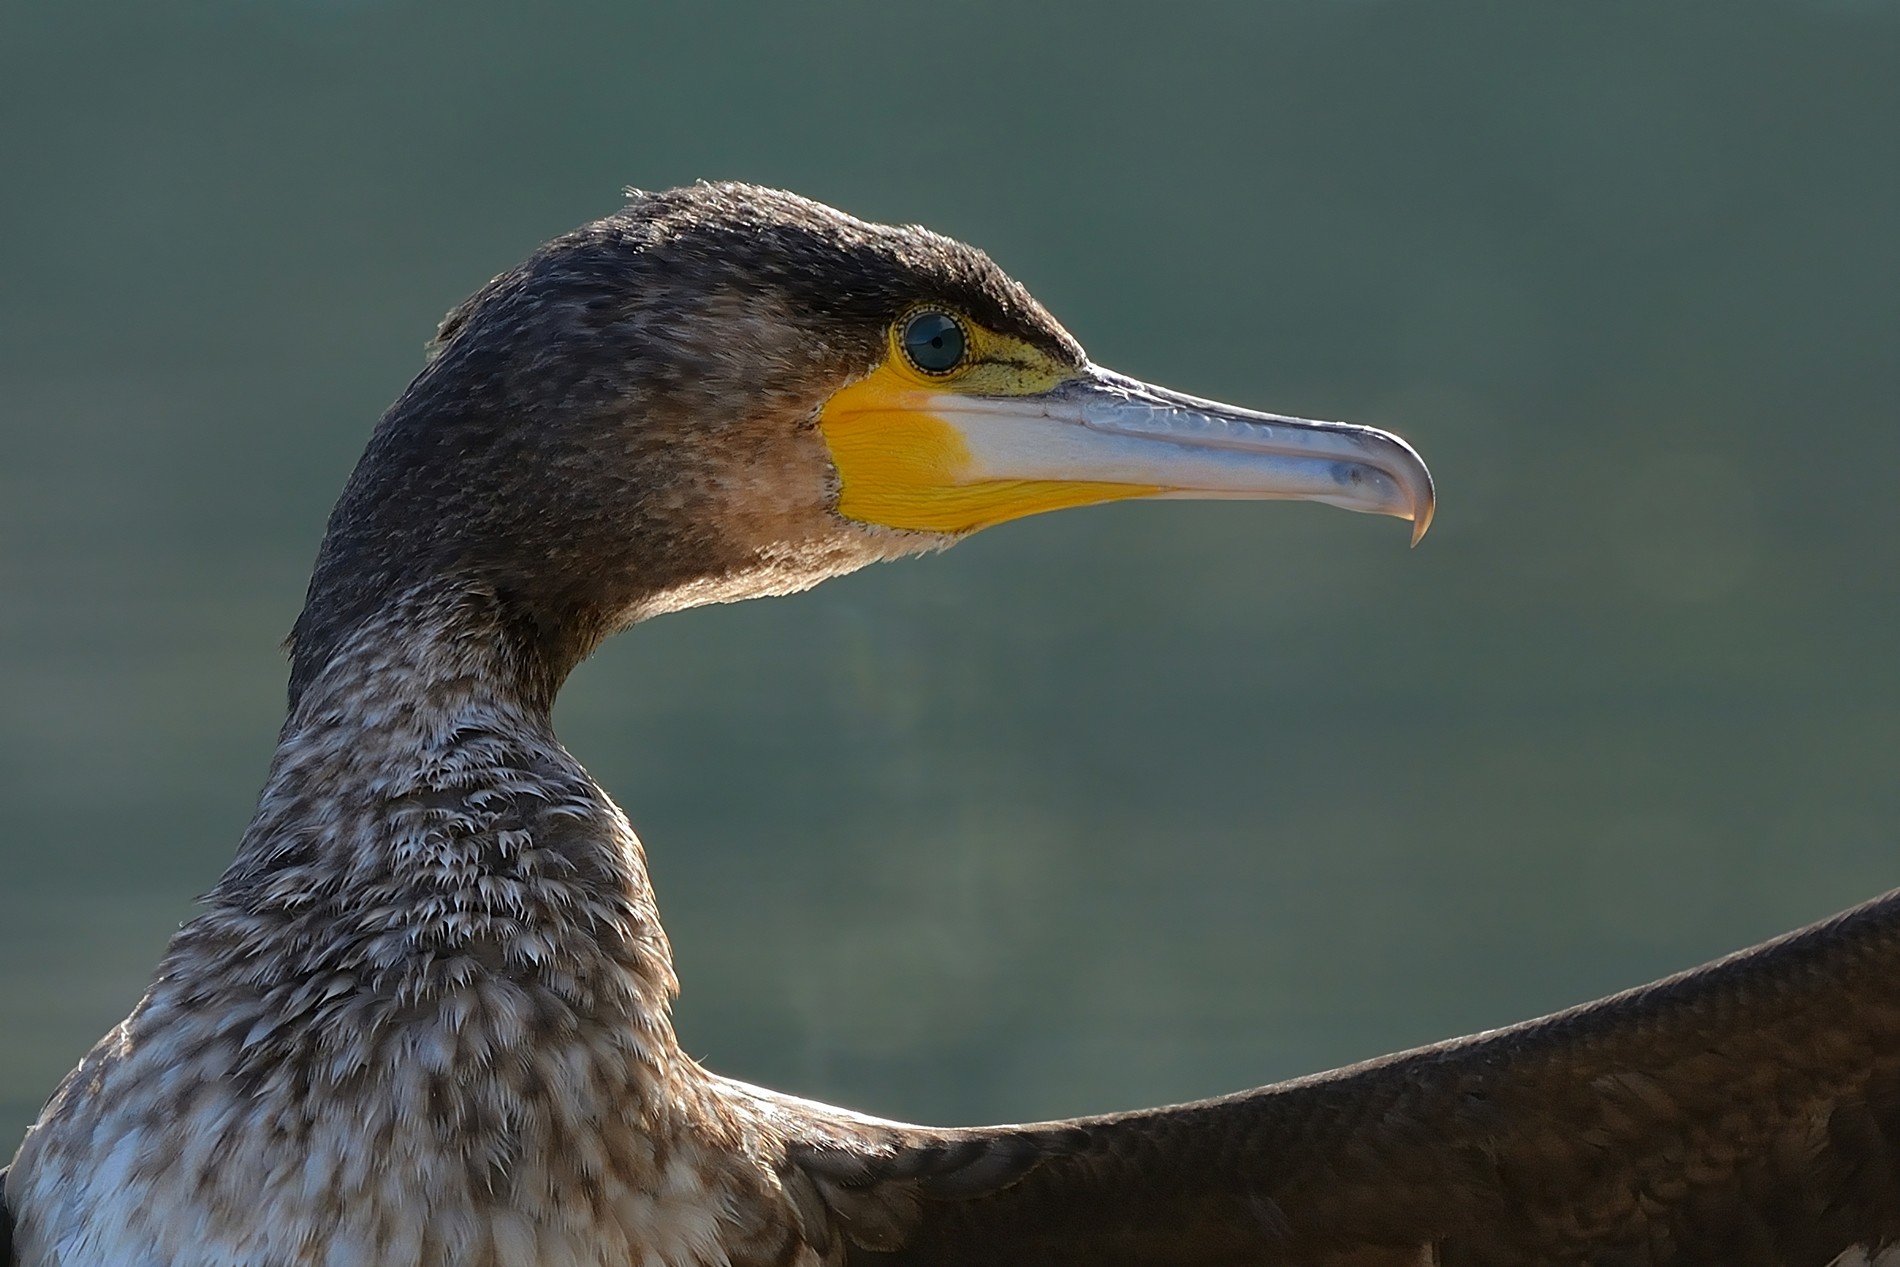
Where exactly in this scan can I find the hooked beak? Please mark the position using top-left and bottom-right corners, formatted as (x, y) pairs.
(819, 363), (1435, 544)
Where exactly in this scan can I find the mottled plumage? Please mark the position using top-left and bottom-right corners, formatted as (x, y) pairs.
(5, 183), (1897, 1266)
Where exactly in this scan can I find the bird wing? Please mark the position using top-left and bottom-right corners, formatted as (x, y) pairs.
(751, 887), (1900, 1267)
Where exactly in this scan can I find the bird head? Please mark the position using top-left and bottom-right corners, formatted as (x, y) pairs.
(290, 183), (1433, 703)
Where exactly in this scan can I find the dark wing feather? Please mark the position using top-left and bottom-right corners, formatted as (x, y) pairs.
(769, 888), (1900, 1267)
(1, 1164), (13, 1267)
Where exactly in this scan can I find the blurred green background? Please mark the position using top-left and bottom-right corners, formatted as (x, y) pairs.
(2, 2), (1897, 1151)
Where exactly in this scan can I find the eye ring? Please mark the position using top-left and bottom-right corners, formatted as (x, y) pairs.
(898, 309), (968, 376)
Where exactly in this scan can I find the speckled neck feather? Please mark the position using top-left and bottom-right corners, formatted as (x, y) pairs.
(10, 581), (833, 1263)
(216, 581), (679, 1071)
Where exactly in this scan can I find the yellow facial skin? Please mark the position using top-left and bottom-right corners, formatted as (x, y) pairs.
(817, 315), (1162, 534)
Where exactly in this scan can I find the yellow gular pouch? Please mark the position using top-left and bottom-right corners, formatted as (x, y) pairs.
(817, 322), (1161, 535)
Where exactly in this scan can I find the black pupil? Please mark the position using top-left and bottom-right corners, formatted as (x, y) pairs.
(902, 311), (965, 373)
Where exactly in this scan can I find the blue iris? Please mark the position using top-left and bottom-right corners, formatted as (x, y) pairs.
(901, 310), (966, 374)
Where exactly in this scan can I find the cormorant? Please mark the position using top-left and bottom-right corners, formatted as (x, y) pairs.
(4, 184), (1897, 1266)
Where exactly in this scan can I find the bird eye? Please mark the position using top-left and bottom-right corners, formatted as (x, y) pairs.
(899, 310), (967, 375)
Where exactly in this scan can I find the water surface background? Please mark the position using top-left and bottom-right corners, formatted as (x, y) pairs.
(2, 2), (1897, 1146)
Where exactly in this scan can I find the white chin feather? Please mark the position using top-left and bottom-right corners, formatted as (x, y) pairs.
(624, 524), (955, 625)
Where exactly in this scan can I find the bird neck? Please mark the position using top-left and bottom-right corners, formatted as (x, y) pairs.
(195, 577), (685, 1094)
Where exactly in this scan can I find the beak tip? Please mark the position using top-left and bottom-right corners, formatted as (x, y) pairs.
(1402, 453), (1436, 547)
